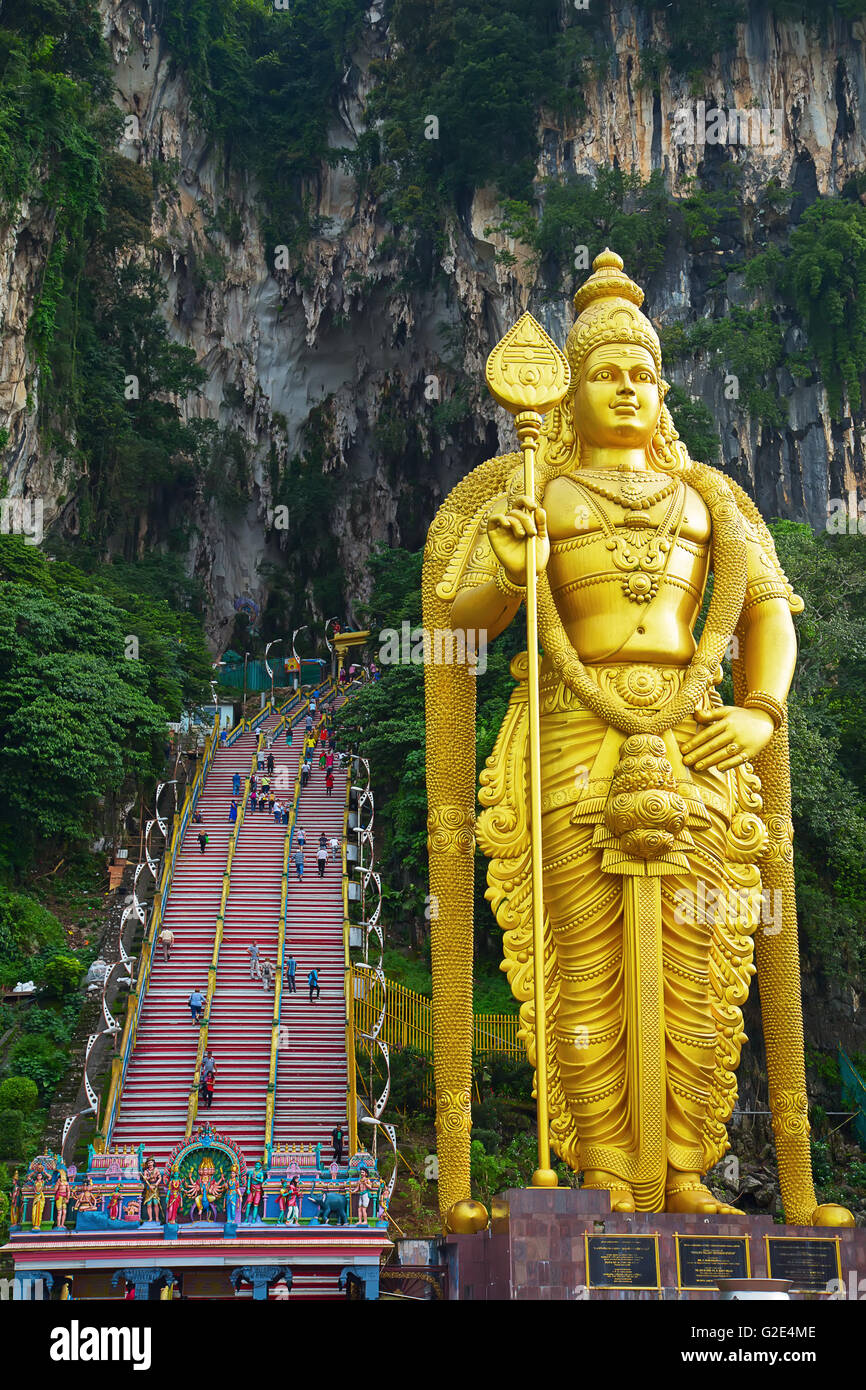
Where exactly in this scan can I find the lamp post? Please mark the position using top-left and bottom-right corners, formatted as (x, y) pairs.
(242, 651), (250, 715)
(291, 626), (308, 691)
(324, 617), (340, 682)
(264, 639), (286, 708)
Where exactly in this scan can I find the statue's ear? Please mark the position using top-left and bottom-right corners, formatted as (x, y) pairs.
(660, 378), (670, 397)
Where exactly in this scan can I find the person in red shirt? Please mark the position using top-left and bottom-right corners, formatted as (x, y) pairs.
(325, 771), (334, 798)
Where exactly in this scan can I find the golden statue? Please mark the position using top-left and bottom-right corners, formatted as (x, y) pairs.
(424, 250), (852, 1228)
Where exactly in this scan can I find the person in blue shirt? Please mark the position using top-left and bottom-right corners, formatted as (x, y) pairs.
(293, 849), (304, 880)
(232, 771), (241, 796)
(229, 799), (238, 823)
(308, 968), (320, 1003)
(286, 955), (297, 994)
(188, 988), (204, 1024)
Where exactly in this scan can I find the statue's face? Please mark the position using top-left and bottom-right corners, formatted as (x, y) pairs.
(574, 344), (661, 450)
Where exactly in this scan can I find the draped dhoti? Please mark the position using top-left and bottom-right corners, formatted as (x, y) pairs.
(479, 661), (768, 1208)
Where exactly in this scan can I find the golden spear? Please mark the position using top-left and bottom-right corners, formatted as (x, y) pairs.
(485, 313), (571, 1186)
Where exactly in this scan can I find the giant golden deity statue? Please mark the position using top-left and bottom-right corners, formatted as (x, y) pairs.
(423, 250), (851, 1229)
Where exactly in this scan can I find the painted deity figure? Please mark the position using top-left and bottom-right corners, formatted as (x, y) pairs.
(244, 1161), (266, 1222)
(277, 1178), (290, 1224)
(424, 250), (852, 1228)
(9, 1170), (21, 1227)
(352, 1168), (372, 1226)
(30, 1173), (46, 1231)
(224, 1166), (242, 1225)
(165, 1171), (183, 1224)
(140, 1157), (162, 1222)
(106, 1186), (121, 1221)
(185, 1163), (224, 1221)
(72, 1177), (98, 1214)
(53, 1168), (71, 1228)
(286, 1177), (302, 1226)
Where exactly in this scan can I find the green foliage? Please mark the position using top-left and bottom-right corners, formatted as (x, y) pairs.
(470, 1131), (573, 1204)
(662, 308), (786, 425)
(260, 441), (345, 636)
(357, 1), (595, 251)
(782, 199), (866, 416)
(744, 194), (866, 418)
(36, 953), (82, 996)
(632, 1), (745, 77)
(0, 539), (208, 857)
(769, 521), (866, 980)
(38, 157), (207, 547)
(388, 1045), (433, 1114)
(0, 1076), (39, 1113)
(665, 386), (721, 463)
(0, 1), (112, 222)
(0, 1110), (23, 1158)
(6, 1034), (67, 1096)
(495, 168), (672, 288)
(159, 0), (368, 246)
(0, 888), (67, 980)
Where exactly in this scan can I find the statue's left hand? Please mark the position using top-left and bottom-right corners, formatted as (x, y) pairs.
(681, 705), (775, 772)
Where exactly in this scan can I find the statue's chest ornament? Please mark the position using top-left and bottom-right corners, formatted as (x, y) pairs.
(567, 476), (686, 603)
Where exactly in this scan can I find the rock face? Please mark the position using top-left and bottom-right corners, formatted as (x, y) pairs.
(2, 2), (866, 642)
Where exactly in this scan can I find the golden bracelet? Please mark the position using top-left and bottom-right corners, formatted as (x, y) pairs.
(494, 566), (526, 599)
(743, 690), (785, 731)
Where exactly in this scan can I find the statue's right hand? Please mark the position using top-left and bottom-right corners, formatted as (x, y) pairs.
(487, 494), (549, 587)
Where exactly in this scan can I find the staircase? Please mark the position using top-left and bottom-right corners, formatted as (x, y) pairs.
(111, 688), (350, 1172)
(274, 705), (349, 1157)
(201, 716), (301, 1158)
(111, 727), (259, 1163)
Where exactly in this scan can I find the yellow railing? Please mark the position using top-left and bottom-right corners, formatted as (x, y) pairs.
(352, 970), (521, 1061)
(342, 767), (358, 1157)
(262, 726), (305, 1161)
(185, 732), (258, 1137)
(104, 714), (220, 1141)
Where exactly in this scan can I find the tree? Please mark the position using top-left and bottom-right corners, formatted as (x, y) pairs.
(0, 1077), (39, 1113)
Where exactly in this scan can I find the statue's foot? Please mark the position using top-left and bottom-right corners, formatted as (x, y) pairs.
(582, 1170), (635, 1212)
(665, 1183), (742, 1216)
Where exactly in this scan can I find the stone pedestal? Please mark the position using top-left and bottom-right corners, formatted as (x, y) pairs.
(444, 1188), (866, 1300)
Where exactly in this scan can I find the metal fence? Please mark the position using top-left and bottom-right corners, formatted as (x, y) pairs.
(839, 1047), (866, 1149)
(217, 658), (327, 692)
(352, 971), (521, 1060)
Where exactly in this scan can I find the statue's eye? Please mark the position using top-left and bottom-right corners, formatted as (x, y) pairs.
(593, 370), (611, 380)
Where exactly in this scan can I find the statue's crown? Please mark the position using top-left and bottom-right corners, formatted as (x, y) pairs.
(573, 249), (644, 315)
(567, 248), (661, 378)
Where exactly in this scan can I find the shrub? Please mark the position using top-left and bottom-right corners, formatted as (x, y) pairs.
(0, 1076), (39, 1113)
(0, 890), (65, 984)
(0, 1111), (23, 1158)
(472, 1127), (500, 1155)
(388, 1046), (433, 1113)
(7, 1035), (67, 1096)
(36, 954), (83, 997)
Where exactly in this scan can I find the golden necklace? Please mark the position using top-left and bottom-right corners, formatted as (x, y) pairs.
(568, 477), (685, 603)
(574, 470), (679, 511)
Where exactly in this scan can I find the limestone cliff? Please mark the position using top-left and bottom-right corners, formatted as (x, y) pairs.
(2, 1), (865, 644)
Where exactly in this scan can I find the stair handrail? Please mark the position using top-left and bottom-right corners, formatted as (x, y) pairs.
(104, 711), (220, 1144)
(261, 683), (332, 1156)
(342, 762), (359, 1156)
(184, 728), (259, 1137)
(263, 712), (306, 1162)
